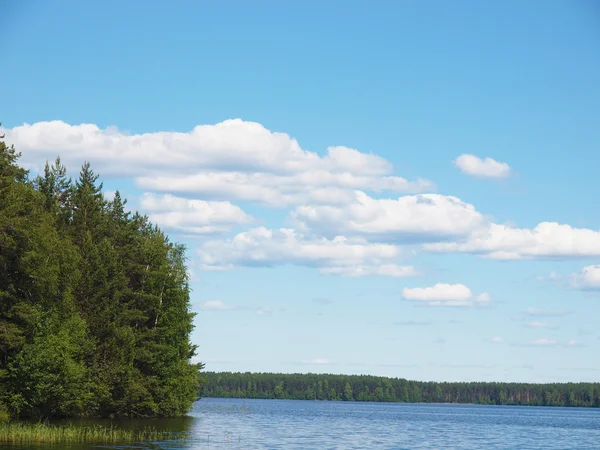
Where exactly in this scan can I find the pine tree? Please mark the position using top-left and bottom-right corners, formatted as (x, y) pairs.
(0, 133), (201, 419)
(34, 156), (72, 226)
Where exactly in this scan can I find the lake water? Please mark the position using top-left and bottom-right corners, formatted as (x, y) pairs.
(2, 397), (600, 449)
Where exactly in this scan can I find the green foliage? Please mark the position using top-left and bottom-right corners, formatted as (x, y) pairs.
(200, 372), (600, 408)
(0, 132), (201, 418)
(6, 317), (95, 418)
(0, 404), (8, 423)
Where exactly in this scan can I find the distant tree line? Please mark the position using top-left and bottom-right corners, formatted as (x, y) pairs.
(200, 372), (600, 407)
(0, 132), (201, 419)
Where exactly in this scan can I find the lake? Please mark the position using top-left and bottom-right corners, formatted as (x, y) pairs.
(2, 397), (600, 449)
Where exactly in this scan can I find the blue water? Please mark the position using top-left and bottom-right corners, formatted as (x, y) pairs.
(190, 398), (600, 449)
(3, 398), (600, 449)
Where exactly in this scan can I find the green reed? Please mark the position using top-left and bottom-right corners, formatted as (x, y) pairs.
(0, 421), (187, 444)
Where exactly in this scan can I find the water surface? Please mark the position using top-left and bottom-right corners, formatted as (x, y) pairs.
(2, 397), (599, 449)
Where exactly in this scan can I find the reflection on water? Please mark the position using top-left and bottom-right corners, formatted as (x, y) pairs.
(2, 397), (600, 449)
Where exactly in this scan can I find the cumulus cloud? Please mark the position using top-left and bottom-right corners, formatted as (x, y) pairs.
(319, 264), (418, 278)
(12, 119), (597, 278)
(454, 154), (511, 179)
(138, 174), (353, 207)
(424, 222), (600, 260)
(139, 193), (253, 235)
(402, 283), (492, 307)
(196, 226), (414, 277)
(138, 172), (434, 208)
(198, 300), (236, 311)
(570, 265), (600, 290)
(490, 336), (504, 343)
(293, 192), (485, 242)
(2, 120), (434, 207)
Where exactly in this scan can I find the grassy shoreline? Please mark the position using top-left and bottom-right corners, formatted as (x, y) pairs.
(0, 421), (187, 444)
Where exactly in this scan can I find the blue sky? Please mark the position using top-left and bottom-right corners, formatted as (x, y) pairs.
(2, 0), (599, 383)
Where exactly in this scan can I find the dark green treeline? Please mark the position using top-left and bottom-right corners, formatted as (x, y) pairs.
(0, 133), (201, 419)
(201, 372), (600, 407)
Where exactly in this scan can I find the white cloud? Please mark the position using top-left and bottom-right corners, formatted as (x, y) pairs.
(293, 192), (485, 241)
(103, 189), (116, 201)
(570, 265), (600, 290)
(454, 154), (511, 179)
(139, 193), (253, 235)
(14, 119), (598, 279)
(196, 226), (414, 277)
(256, 307), (273, 315)
(198, 300), (236, 311)
(2, 120), (434, 207)
(138, 174), (360, 207)
(424, 222), (600, 260)
(137, 172), (434, 208)
(490, 336), (504, 343)
(402, 283), (492, 307)
(319, 264), (418, 278)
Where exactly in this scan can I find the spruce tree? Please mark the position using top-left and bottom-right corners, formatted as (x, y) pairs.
(0, 132), (202, 419)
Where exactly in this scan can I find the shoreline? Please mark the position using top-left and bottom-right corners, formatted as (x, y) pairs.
(199, 396), (600, 408)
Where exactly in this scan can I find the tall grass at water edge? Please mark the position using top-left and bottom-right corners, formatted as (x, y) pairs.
(0, 421), (188, 444)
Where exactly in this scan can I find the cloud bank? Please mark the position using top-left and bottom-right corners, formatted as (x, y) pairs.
(196, 227), (415, 278)
(5, 119), (597, 288)
(2, 120), (434, 208)
(293, 192), (485, 242)
(140, 193), (253, 235)
(424, 222), (600, 260)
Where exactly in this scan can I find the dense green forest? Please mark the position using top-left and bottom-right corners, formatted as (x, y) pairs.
(0, 132), (201, 419)
(201, 372), (600, 407)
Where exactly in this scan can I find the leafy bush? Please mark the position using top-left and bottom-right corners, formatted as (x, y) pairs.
(0, 403), (9, 423)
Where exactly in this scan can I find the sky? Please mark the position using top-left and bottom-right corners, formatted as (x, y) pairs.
(1, 0), (599, 383)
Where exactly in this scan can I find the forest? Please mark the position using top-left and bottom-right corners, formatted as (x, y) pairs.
(201, 372), (600, 407)
(0, 133), (201, 419)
